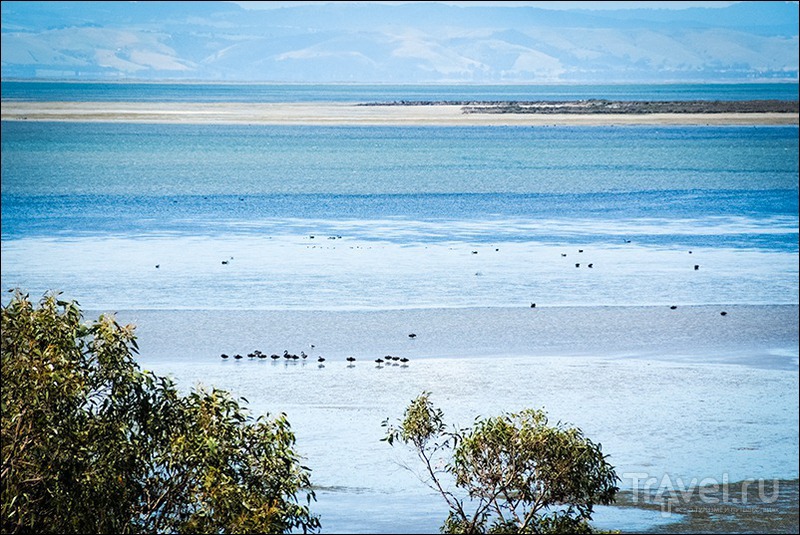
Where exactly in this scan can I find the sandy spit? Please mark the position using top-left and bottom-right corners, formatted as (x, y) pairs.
(3, 101), (798, 126)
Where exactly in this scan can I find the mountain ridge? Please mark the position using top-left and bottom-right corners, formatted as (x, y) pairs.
(2, 1), (797, 82)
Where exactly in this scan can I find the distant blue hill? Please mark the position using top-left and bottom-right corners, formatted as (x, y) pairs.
(1, 1), (797, 82)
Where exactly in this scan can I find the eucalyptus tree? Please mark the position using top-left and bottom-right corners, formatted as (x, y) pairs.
(2, 290), (319, 534)
(383, 392), (619, 534)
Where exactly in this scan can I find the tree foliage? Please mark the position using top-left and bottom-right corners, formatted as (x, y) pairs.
(1, 290), (319, 534)
(383, 392), (619, 534)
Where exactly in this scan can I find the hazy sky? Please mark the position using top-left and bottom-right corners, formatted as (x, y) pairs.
(231, 1), (744, 9)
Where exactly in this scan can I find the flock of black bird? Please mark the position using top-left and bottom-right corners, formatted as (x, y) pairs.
(219, 335), (416, 367)
(545, 246), (728, 316)
(219, 350), (411, 367)
(216, 244), (729, 365)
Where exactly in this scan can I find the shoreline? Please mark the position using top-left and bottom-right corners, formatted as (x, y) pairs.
(3, 101), (798, 125)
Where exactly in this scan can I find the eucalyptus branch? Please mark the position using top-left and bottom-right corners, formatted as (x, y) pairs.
(417, 442), (463, 518)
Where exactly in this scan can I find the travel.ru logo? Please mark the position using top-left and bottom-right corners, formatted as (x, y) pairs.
(622, 472), (781, 517)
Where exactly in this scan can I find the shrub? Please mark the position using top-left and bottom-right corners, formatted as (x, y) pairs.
(383, 392), (619, 534)
(1, 290), (319, 534)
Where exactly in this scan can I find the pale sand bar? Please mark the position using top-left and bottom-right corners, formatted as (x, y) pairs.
(2, 101), (798, 126)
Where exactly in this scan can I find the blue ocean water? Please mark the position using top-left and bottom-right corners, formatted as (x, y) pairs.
(1, 119), (798, 310)
(2, 80), (798, 102)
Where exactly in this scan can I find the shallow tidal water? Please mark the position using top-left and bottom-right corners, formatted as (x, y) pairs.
(117, 305), (799, 533)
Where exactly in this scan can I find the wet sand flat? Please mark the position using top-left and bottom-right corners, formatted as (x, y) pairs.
(114, 304), (799, 370)
(3, 101), (798, 126)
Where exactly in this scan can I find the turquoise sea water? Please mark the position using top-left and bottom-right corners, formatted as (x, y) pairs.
(2, 80), (798, 102)
(1, 83), (798, 533)
(2, 121), (797, 310)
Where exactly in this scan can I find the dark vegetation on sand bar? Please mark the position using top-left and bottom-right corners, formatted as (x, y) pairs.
(361, 99), (799, 114)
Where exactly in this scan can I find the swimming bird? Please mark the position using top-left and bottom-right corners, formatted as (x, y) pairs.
(720, 311), (728, 316)
(375, 358), (384, 365)
(575, 263), (580, 268)
(561, 253), (567, 257)
(694, 265), (700, 270)
(317, 356), (326, 363)
(301, 351), (307, 359)
(408, 333), (417, 339)
(234, 354), (243, 360)
(531, 303), (536, 308)
(670, 305), (677, 310)
(588, 263), (593, 268)
(399, 357), (409, 363)
(271, 353), (280, 360)
(155, 264), (160, 269)
(220, 353), (229, 359)
(346, 356), (356, 363)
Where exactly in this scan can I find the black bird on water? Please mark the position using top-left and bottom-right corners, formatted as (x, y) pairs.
(670, 305), (678, 310)
(233, 354), (243, 360)
(317, 356), (326, 363)
(408, 333), (417, 339)
(375, 358), (384, 365)
(346, 356), (356, 363)
(720, 311), (728, 316)
(271, 354), (281, 360)
(220, 353), (229, 359)
(400, 357), (409, 363)
(530, 303), (536, 308)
